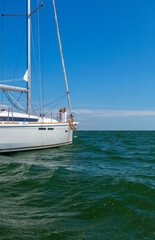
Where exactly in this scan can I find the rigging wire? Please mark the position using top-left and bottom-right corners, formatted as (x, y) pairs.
(44, 94), (66, 116)
(3, 90), (26, 112)
(1, 0), (25, 109)
(1, 10), (4, 105)
(37, 0), (43, 115)
(11, 21), (27, 111)
(31, 25), (38, 75)
(5, 91), (25, 111)
(2, 0), (8, 13)
(35, 94), (66, 112)
(1, 15), (3, 82)
(13, 22), (27, 83)
(16, 92), (23, 103)
(27, 93), (37, 116)
(1, 0), (66, 118)
(41, 2), (44, 115)
(3, 21), (27, 110)
(31, 1), (45, 116)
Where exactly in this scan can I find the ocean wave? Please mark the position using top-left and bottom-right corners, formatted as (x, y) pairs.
(0, 131), (155, 240)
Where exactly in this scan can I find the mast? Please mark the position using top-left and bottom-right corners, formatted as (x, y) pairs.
(52, 0), (72, 115)
(27, 0), (31, 114)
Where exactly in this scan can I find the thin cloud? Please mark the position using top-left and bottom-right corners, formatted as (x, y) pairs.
(74, 109), (93, 114)
(74, 109), (155, 117)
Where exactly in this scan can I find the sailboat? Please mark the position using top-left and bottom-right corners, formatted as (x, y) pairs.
(0, 0), (78, 153)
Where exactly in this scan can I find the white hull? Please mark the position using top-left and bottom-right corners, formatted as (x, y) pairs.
(0, 122), (73, 153)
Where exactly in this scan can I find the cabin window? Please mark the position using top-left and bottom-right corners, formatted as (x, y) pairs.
(48, 128), (54, 130)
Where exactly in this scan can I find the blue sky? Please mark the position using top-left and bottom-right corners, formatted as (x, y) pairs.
(1, 0), (155, 130)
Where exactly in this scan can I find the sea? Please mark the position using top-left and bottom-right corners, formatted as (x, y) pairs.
(0, 131), (155, 240)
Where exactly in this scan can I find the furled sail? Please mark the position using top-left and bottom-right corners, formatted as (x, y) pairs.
(23, 70), (28, 82)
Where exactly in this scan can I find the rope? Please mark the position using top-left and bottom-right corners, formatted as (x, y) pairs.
(27, 94), (37, 116)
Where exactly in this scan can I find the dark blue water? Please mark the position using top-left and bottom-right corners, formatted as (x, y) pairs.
(0, 131), (155, 240)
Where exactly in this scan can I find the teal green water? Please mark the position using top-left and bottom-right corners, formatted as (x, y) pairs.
(0, 131), (155, 240)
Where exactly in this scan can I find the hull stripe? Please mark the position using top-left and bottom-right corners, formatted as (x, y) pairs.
(0, 141), (72, 152)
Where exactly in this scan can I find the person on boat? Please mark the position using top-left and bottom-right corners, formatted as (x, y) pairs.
(59, 108), (63, 122)
(63, 107), (77, 130)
